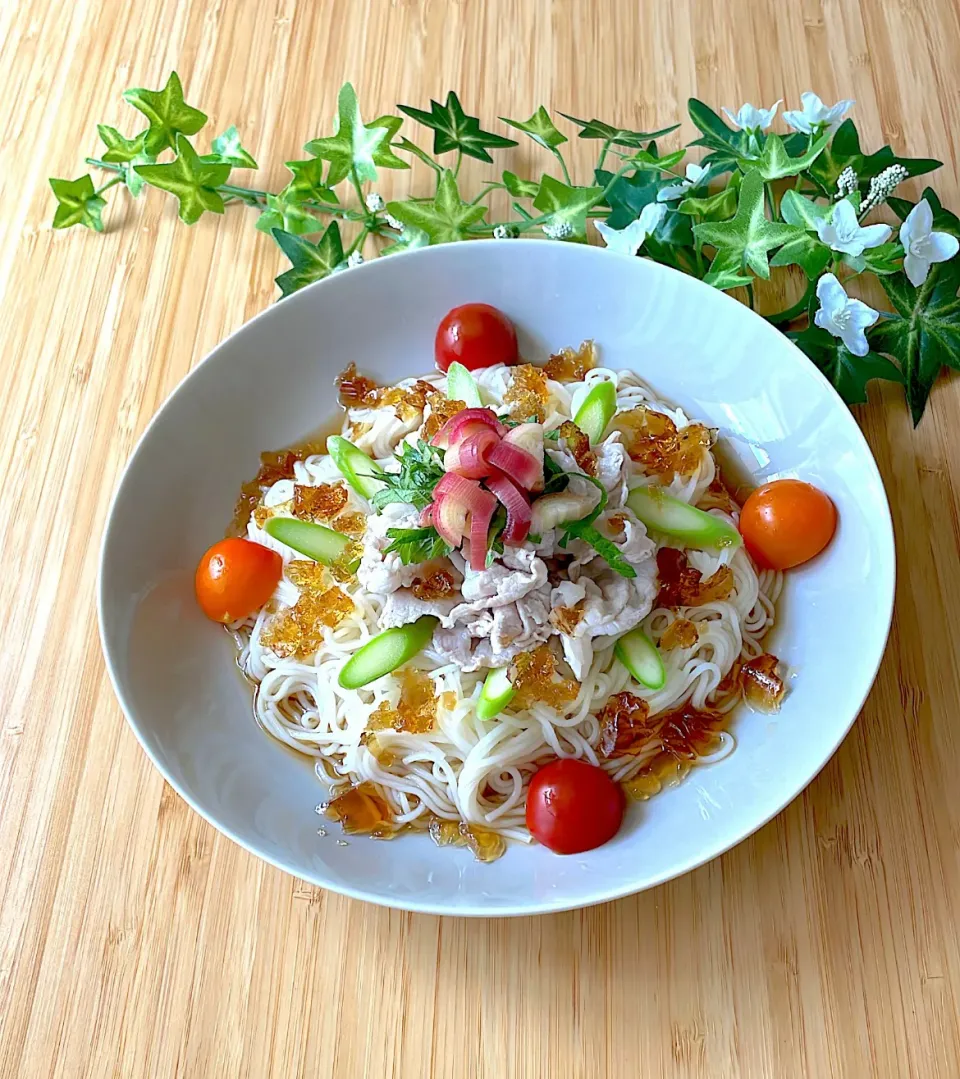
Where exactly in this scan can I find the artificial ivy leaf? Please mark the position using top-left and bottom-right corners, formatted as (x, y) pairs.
(809, 118), (941, 195)
(501, 107), (567, 149)
(281, 158), (338, 205)
(134, 134), (230, 224)
(687, 99), (746, 157)
(399, 92), (518, 163)
(382, 224), (430, 256)
(595, 168), (659, 229)
(273, 222), (344, 296)
(256, 192), (326, 236)
(693, 169), (801, 279)
(204, 125), (257, 168)
(385, 169), (487, 243)
(779, 189), (831, 230)
(887, 188), (960, 240)
(792, 324), (903, 405)
(304, 84), (408, 185)
(394, 136), (442, 173)
(869, 260), (960, 423)
(502, 170), (539, 198)
(122, 71), (207, 155)
(558, 112), (679, 147)
(97, 125), (147, 163)
(622, 148), (686, 171)
(532, 175), (604, 241)
(678, 185), (737, 222)
(95, 126), (154, 195)
(844, 242), (903, 276)
(703, 250), (752, 290)
(49, 174), (106, 231)
(740, 132), (830, 181)
(649, 207), (693, 248)
(770, 234), (833, 279)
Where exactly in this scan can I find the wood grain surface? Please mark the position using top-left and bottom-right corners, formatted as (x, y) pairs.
(3, 0), (960, 1075)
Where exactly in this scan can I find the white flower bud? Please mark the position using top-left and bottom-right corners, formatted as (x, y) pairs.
(365, 192), (385, 212)
(346, 251), (364, 268)
(835, 165), (858, 200)
(860, 164), (908, 214)
(384, 212), (403, 231)
(543, 221), (574, 240)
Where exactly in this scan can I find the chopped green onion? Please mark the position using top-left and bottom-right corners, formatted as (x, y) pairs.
(446, 362), (482, 407)
(572, 381), (617, 445)
(626, 486), (742, 550)
(264, 517), (358, 569)
(338, 616), (439, 689)
(327, 435), (386, 499)
(476, 666), (515, 719)
(614, 628), (666, 690)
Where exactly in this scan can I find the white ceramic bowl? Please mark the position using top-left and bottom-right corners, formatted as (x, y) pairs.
(99, 240), (894, 916)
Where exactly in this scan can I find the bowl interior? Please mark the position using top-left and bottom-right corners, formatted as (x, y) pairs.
(99, 240), (894, 916)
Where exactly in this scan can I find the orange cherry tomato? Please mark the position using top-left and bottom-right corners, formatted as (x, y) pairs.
(739, 479), (837, 570)
(195, 538), (282, 623)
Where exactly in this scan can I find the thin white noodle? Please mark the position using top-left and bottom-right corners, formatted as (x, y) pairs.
(233, 364), (783, 841)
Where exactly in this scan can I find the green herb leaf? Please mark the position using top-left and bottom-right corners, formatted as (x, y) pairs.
(272, 222), (344, 297)
(204, 125), (258, 168)
(739, 132), (830, 182)
(122, 71), (207, 155)
(887, 188), (960, 239)
(134, 134), (230, 224)
(792, 324), (904, 405)
(385, 169), (486, 244)
(558, 112), (679, 148)
(371, 440), (447, 511)
(49, 174), (107, 231)
(304, 83), (408, 185)
(281, 158), (339, 204)
(532, 175), (604, 241)
(399, 92), (518, 163)
(384, 526), (452, 565)
(502, 170), (540, 198)
(622, 147), (687, 171)
(501, 106), (567, 149)
(770, 234), (834, 279)
(693, 169), (801, 279)
(849, 242), (904, 277)
(570, 524), (637, 578)
(869, 261), (960, 423)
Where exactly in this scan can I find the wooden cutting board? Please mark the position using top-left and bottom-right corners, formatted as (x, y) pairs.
(2, 0), (959, 1075)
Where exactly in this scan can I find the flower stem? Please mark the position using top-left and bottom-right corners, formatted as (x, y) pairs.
(344, 225), (370, 258)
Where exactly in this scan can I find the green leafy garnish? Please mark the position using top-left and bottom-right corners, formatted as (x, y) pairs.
(370, 440), (447, 512)
(384, 526), (452, 565)
(399, 92), (518, 163)
(556, 475), (636, 578)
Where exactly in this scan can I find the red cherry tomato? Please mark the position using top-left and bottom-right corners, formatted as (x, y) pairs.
(740, 479), (837, 570)
(195, 537), (282, 623)
(525, 758), (624, 854)
(435, 303), (518, 372)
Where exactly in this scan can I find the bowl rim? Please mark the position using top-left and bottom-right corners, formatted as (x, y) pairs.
(97, 239), (896, 916)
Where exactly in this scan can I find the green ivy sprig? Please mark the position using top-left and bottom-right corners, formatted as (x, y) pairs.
(52, 74), (960, 424)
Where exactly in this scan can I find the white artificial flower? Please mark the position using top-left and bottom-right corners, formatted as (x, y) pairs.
(384, 212), (403, 231)
(543, 221), (574, 240)
(721, 100), (782, 132)
(814, 273), (879, 357)
(656, 163), (709, 202)
(899, 198), (960, 286)
(815, 200), (892, 257)
(594, 203), (666, 255)
(783, 92), (854, 135)
(365, 192), (385, 212)
(346, 251), (364, 268)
